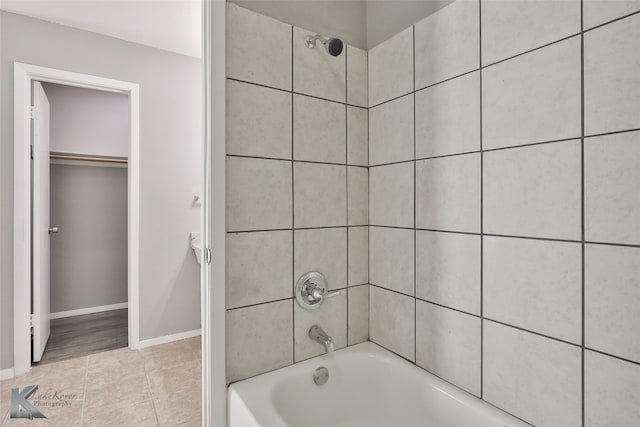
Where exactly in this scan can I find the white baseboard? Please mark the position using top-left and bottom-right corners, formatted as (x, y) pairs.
(137, 328), (201, 349)
(0, 367), (15, 381)
(50, 302), (128, 320)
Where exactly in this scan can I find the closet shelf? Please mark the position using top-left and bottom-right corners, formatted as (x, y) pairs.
(49, 152), (128, 164)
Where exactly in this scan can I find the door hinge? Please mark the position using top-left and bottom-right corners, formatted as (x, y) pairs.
(29, 106), (37, 120)
(205, 247), (212, 265)
(30, 145), (34, 160)
(29, 314), (35, 331)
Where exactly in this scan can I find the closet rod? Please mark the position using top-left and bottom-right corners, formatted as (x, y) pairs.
(49, 153), (128, 164)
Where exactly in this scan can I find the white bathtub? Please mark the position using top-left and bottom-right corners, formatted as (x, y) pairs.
(228, 342), (529, 427)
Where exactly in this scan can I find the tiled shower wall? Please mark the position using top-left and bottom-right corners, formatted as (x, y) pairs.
(224, 4), (370, 383)
(367, 1), (640, 426)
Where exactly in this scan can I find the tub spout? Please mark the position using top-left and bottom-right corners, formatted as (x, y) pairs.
(309, 325), (334, 353)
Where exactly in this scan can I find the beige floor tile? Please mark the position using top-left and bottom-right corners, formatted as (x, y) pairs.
(154, 386), (201, 427)
(140, 342), (198, 374)
(3, 396), (82, 427)
(183, 337), (201, 355)
(84, 373), (151, 413)
(175, 415), (201, 426)
(83, 400), (158, 427)
(20, 374), (86, 402)
(146, 362), (201, 400)
(87, 348), (144, 385)
(28, 357), (87, 382)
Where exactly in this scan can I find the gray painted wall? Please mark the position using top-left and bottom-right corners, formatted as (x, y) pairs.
(43, 83), (130, 158)
(0, 11), (201, 370)
(228, 0), (453, 49)
(50, 164), (128, 313)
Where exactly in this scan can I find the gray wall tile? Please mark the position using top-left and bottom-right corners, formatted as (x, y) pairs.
(227, 3), (292, 90)
(414, 0), (479, 89)
(227, 300), (293, 383)
(227, 80), (292, 159)
(294, 162), (346, 228)
(416, 154), (481, 233)
(347, 106), (368, 166)
(293, 26), (346, 102)
(483, 141), (581, 240)
(369, 286), (415, 361)
(227, 157), (292, 232)
(348, 166), (368, 226)
(347, 45), (368, 108)
(483, 321), (582, 427)
(370, 226), (414, 296)
(586, 244), (640, 363)
(369, 94), (414, 166)
(483, 37), (581, 150)
(294, 227), (347, 291)
(481, 0), (580, 65)
(416, 231), (480, 315)
(584, 0), (640, 29)
(585, 350), (640, 427)
(293, 95), (346, 163)
(585, 14), (640, 135)
(370, 162), (414, 228)
(294, 291), (347, 361)
(348, 285), (370, 345)
(585, 132), (640, 245)
(348, 227), (369, 286)
(226, 230), (293, 309)
(416, 301), (481, 396)
(368, 26), (413, 106)
(484, 236), (582, 343)
(415, 72), (480, 159)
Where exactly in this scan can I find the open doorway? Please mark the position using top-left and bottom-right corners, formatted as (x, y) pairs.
(32, 81), (130, 365)
(13, 63), (140, 376)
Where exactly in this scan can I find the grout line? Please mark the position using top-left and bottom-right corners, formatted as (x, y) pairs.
(368, 91), (414, 110)
(585, 347), (640, 367)
(227, 297), (296, 311)
(227, 154), (359, 168)
(227, 76), (364, 108)
(415, 68), (480, 94)
(412, 23), (417, 364)
(226, 225), (355, 234)
(346, 45), (350, 345)
(484, 317), (582, 348)
(478, 0), (484, 401)
(584, 126), (640, 139)
(291, 25), (295, 365)
(583, 9), (640, 33)
(79, 356), (89, 426)
(483, 33), (581, 69)
(481, 136), (581, 153)
(580, 1), (586, 425)
(140, 351), (160, 426)
(584, 240), (640, 249)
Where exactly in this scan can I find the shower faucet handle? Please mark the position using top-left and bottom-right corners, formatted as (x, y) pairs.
(295, 271), (339, 309)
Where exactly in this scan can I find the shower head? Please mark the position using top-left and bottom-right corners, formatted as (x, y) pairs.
(304, 34), (344, 57)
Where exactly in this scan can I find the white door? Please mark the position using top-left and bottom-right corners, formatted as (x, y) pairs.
(32, 81), (51, 362)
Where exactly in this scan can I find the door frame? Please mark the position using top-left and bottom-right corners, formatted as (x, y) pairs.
(13, 62), (140, 375)
(203, 1), (226, 425)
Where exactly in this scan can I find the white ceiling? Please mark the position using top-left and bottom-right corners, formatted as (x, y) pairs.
(0, 0), (202, 58)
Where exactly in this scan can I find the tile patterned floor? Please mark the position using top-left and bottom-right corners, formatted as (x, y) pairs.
(0, 337), (201, 426)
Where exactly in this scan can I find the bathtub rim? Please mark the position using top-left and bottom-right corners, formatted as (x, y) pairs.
(228, 341), (532, 427)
